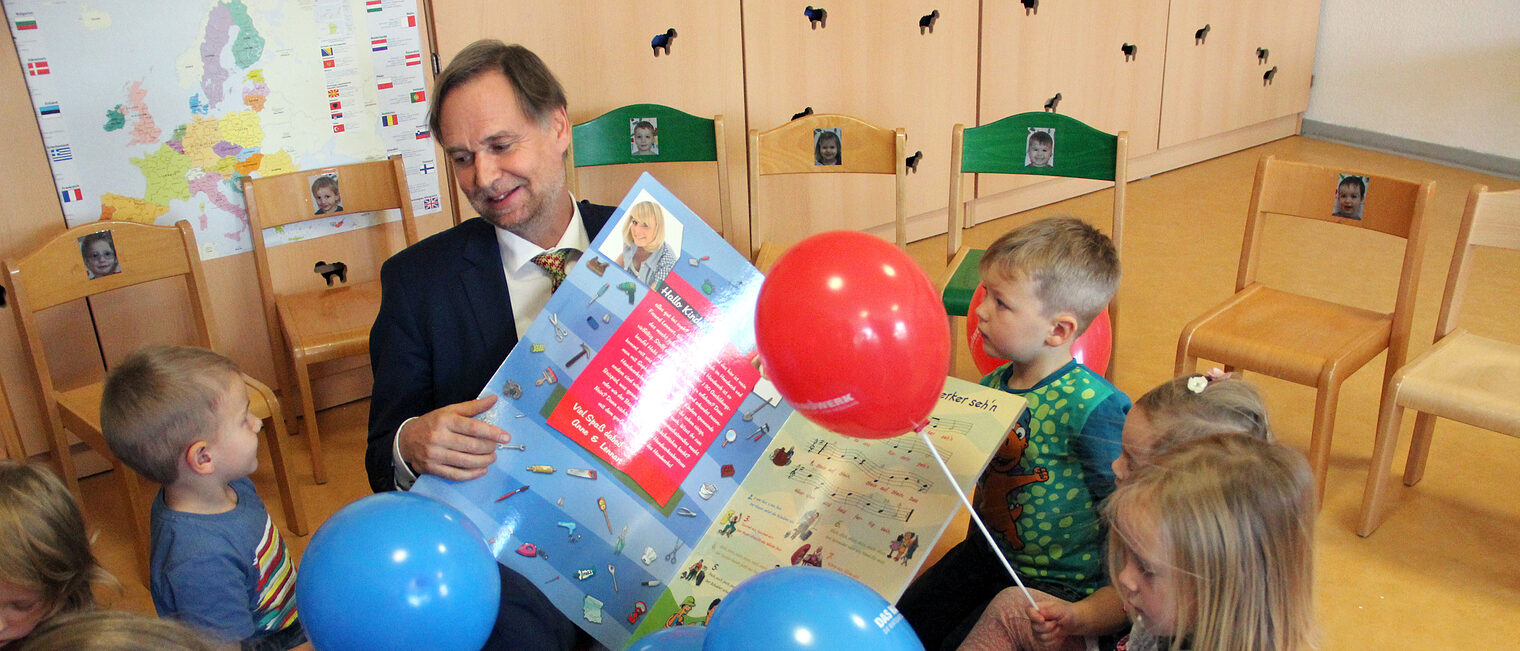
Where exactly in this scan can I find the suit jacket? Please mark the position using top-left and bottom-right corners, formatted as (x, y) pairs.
(366, 200), (616, 492)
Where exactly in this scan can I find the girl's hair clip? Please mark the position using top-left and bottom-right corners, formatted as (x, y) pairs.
(1187, 368), (1230, 394)
(1186, 375), (1209, 394)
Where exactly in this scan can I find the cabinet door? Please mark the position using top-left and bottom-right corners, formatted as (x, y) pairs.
(1159, 0), (1321, 148)
(977, 0), (1168, 199)
(430, 2), (749, 250)
(742, 1), (979, 245)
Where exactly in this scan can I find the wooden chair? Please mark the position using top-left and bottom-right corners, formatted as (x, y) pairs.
(2, 221), (309, 575)
(1358, 186), (1520, 536)
(568, 103), (733, 242)
(939, 112), (1128, 376)
(0, 370), (21, 461)
(748, 113), (907, 271)
(1176, 156), (1434, 502)
(242, 155), (418, 484)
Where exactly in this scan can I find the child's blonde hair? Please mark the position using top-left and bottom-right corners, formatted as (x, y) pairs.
(1106, 433), (1316, 651)
(979, 216), (1119, 333)
(100, 345), (241, 485)
(0, 461), (110, 620)
(17, 610), (220, 651)
(1137, 372), (1271, 451)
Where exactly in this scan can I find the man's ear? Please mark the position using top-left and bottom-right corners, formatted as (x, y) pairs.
(184, 440), (216, 476)
(547, 106), (571, 149)
(1046, 313), (1080, 348)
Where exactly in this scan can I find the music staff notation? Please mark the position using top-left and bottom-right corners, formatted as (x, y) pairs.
(787, 466), (916, 523)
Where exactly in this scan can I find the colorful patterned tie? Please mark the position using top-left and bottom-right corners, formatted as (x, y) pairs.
(531, 248), (574, 291)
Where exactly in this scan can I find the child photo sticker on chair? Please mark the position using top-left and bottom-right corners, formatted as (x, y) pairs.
(1025, 128), (1055, 168)
(1333, 174), (1368, 220)
(309, 172), (343, 215)
(814, 128), (842, 166)
(631, 118), (659, 156)
(78, 230), (120, 280)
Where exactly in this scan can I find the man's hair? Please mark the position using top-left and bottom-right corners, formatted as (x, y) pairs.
(100, 345), (241, 485)
(978, 216), (1119, 333)
(1105, 434), (1316, 651)
(429, 40), (567, 139)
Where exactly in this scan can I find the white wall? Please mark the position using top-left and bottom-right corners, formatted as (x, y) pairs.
(1305, 0), (1520, 161)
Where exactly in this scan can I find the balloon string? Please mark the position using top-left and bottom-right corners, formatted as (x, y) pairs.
(915, 424), (1040, 612)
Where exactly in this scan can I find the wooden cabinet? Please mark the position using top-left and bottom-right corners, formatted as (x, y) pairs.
(740, 1), (979, 245)
(430, 2), (750, 251)
(977, 0), (1169, 201)
(1159, 0), (1321, 147)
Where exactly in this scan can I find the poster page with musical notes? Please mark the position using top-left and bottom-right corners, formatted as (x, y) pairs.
(630, 377), (1024, 642)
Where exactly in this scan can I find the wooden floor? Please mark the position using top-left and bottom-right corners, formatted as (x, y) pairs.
(75, 136), (1519, 648)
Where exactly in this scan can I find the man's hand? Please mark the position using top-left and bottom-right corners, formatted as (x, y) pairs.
(398, 395), (510, 481)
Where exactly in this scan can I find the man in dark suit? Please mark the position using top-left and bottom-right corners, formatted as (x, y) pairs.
(366, 41), (614, 650)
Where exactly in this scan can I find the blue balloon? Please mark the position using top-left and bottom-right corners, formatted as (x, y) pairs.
(704, 567), (922, 650)
(628, 625), (706, 650)
(296, 492), (500, 651)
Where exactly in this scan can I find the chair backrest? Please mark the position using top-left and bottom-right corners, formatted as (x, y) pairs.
(1241, 155), (1435, 366)
(2, 221), (215, 433)
(241, 155), (418, 329)
(1434, 185), (1520, 340)
(0, 373), (22, 460)
(748, 113), (907, 260)
(947, 112), (1128, 261)
(567, 103), (732, 241)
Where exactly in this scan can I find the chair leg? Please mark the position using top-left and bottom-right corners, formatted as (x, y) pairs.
(1174, 344), (1196, 377)
(47, 423), (83, 500)
(261, 404), (309, 536)
(1357, 396), (1407, 537)
(1402, 411), (1438, 487)
(292, 359), (328, 485)
(120, 462), (151, 584)
(1307, 381), (1343, 508)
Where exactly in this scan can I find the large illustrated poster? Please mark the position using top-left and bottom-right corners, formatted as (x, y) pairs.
(414, 174), (1023, 649)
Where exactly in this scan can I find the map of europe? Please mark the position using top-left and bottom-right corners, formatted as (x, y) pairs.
(8, 0), (439, 259)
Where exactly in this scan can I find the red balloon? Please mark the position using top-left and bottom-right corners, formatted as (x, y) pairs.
(965, 283), (1111, 376)
(756, 232), (950, 438)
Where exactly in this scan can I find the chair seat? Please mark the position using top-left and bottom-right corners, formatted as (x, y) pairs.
(277, 280), (382, 361)
(1187, 285), (1393, 386)
(56, 383), (107, 446)
(1395, 331), (1520, 437)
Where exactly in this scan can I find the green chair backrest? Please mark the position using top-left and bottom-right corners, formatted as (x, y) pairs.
(572, 103), (718, 166)
(961, 112), (1119, 182)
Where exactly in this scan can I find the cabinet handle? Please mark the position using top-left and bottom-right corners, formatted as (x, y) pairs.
(651, 29), (677, 57)
(905, 151), (924, 173)
(919, 10), (940, 35)
(1195, 24), (1211, 45)
(314, 260), (348, 286)
(1121, 43), (1137, 62)
(804, 5), (827, 29)
(791, 106), (814, 121)
(1257, 47), (1270, 64)
(1263, 66), (1278, 86)
(1022, 0), (1039, 16)
(1044, 93), (1062, 113)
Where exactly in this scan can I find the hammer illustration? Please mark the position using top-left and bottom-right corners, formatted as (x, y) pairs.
(566, 343), (594, 368)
